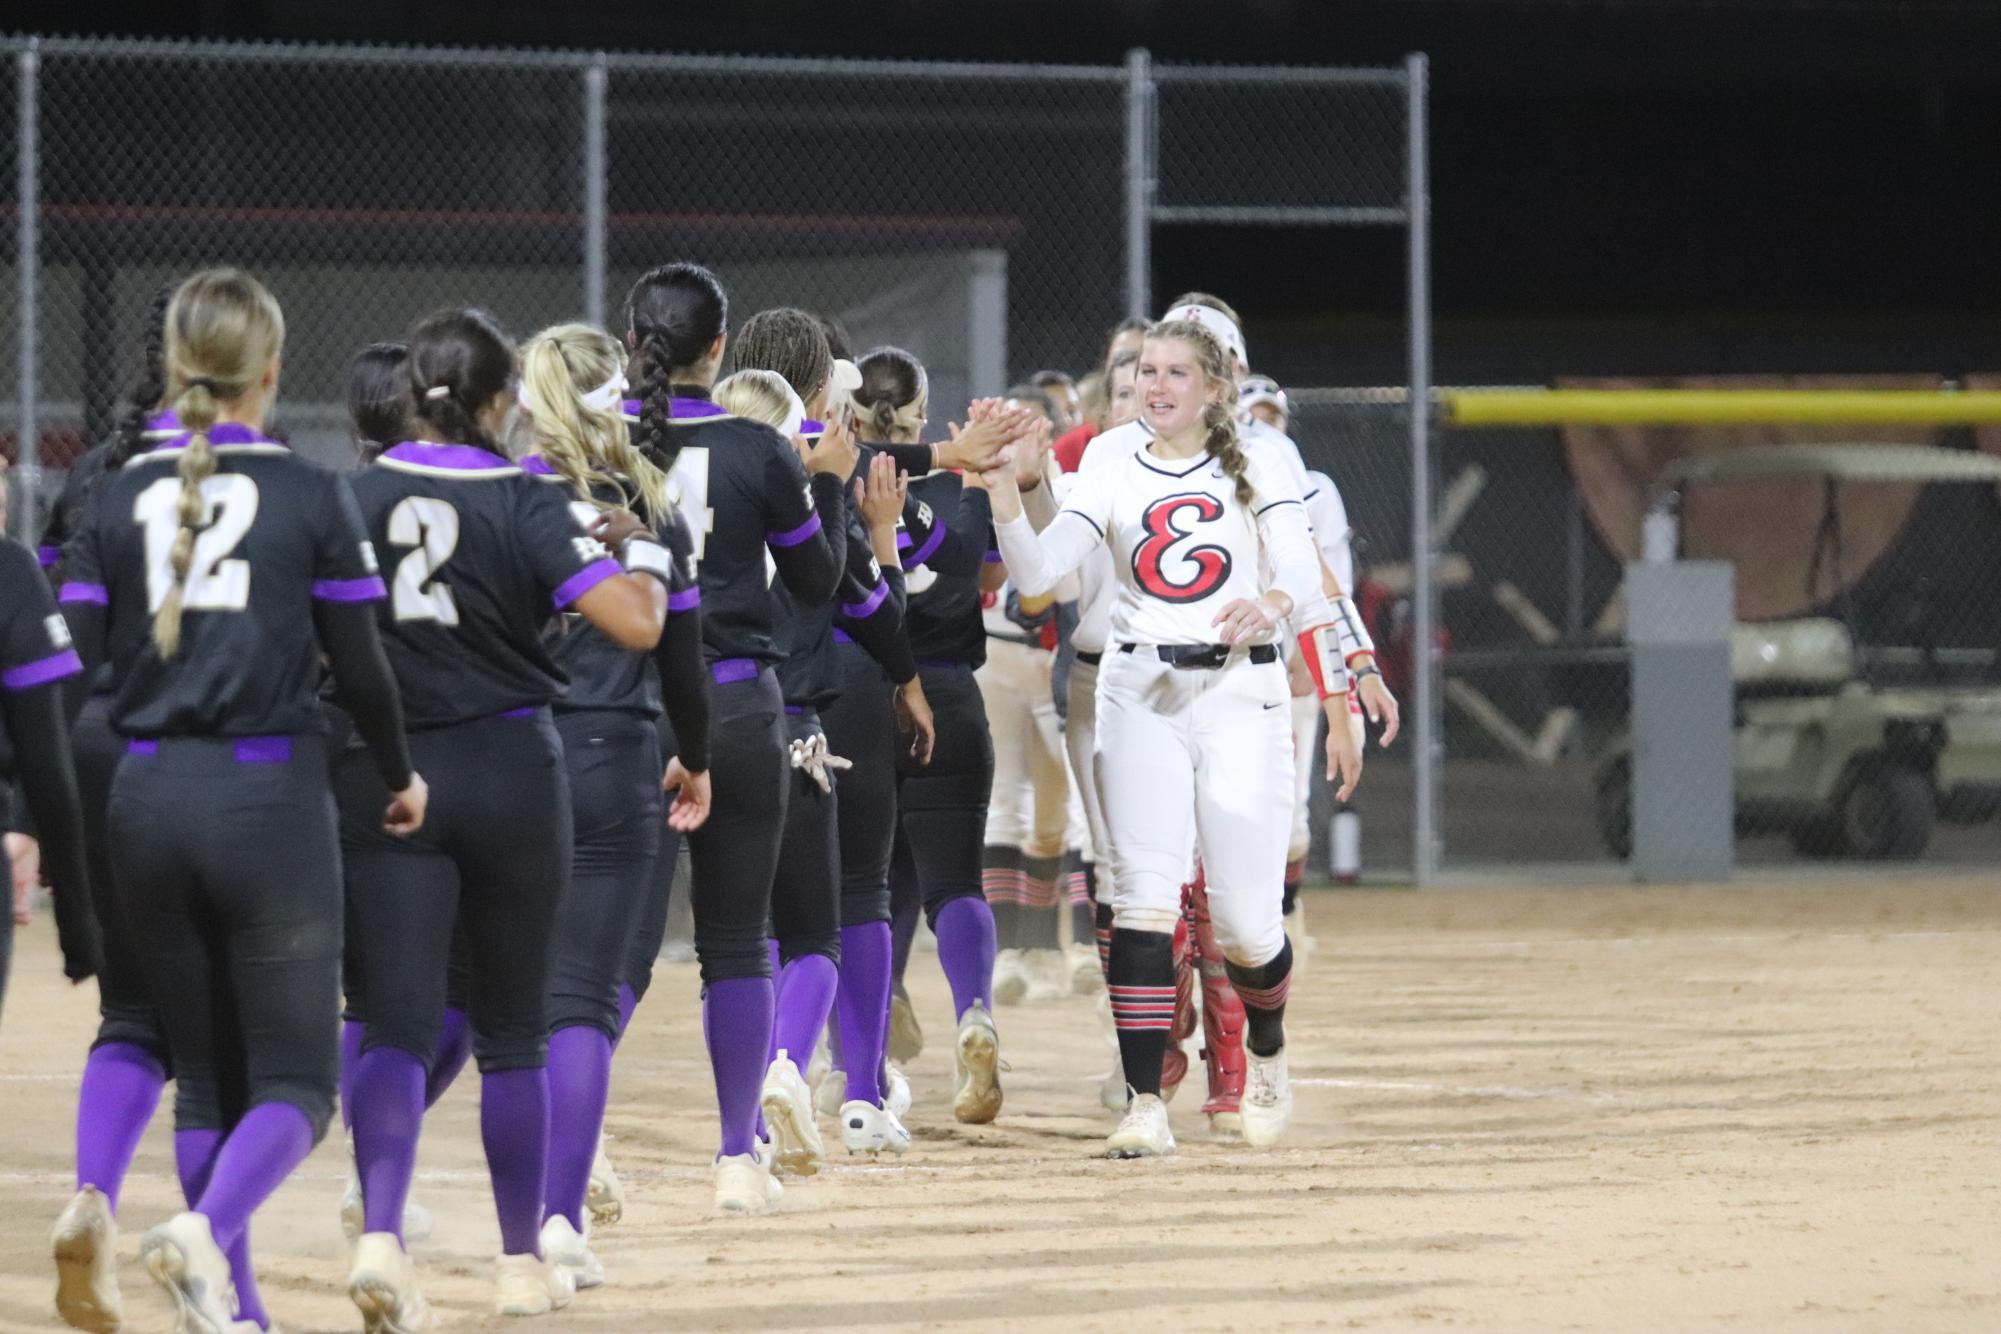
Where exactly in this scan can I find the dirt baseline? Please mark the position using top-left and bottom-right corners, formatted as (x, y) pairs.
(1, 876), (1996, 1332)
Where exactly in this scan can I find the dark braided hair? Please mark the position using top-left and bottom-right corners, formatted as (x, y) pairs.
(732, 307), (831, 411)
(406, 308), (516, 450)
(623, 262), (728, 475)
(111, 282), (176, 469)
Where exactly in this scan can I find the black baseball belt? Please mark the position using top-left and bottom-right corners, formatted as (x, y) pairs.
(1118, 642), (1278, 670)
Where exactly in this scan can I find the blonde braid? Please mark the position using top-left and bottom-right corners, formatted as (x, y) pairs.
(524, 324), (675, 523)
(1151, 316), (1256, 510)
(152, 380), (220, 657)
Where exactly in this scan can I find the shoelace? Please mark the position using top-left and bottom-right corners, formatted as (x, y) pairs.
(1246, 1058), (1284, 1105)
(788, 732), (853, 792)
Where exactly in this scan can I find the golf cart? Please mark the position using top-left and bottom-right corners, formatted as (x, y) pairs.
(1596, 443), (2001, 860)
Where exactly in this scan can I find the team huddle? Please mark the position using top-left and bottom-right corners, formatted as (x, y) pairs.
(0, 261), (1396, 1333)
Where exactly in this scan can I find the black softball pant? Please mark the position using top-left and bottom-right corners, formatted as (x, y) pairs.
(547, 709), (663, 1040)
(109, 735), (341, 1139)
(75, 694), (171, 1065)
(660, 666), (787, 985)
(338, 711), (571, 1075)
(772, 708), (839, 964)
(821, 643), (897, 928)
(896, 663), (994, 925)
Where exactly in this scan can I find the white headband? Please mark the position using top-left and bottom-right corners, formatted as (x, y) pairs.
(516, 370), (625, 416)
(779, 382), (808, 442)
(1160, 303), (1248, 369)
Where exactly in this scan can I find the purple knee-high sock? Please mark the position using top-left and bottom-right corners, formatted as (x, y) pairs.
(74, 1042), (166, 1211)
(702, 977), (773, 1159)
(194, 1105), (310, 1332)
(338, 1022), (364, 1133)
(933, 896), (997, 1019)
(614, 983), (639, 1046)
(889, 894), (921, 988)
(174, 1128), (266, 1326)
(479, 1068), (550, 1257)
(837, 923), (891, 1106)
(351, 1045), (426, 1240)
(542, 1025), (610, 1232)
(772, 953), (838, 1070)
(426, 1007), (472, 1109)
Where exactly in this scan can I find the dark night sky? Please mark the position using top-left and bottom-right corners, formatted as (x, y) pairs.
(20, 0), (2001, 378)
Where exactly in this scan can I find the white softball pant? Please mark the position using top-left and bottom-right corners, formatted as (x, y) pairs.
(978, 641), (1086, 858)
(1093, 645), (1293, 967)
(1064, 654), (1115, 899)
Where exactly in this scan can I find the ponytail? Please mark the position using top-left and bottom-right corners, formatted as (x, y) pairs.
(1202, 401), (1255, 510)
(152, 379), (220, 657)
(112, 282), (174, 470)
(522, 323), (674, 522)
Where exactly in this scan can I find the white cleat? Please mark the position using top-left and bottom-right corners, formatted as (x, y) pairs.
(839, 1100), (912, 1157)
(586, 1134), (624, 1229)
(991, 948), (1030, 1006)
(1103, 1092), (1177, 1158)
(1022, 948), (1072, 1001)
(52, 1185), (122, 1334)
(805, 1036), (832, 1098)
(813, 1067), (846, 1118)
(348, 1231), (437, 1333)
(951, 1002), (1003, 1125)
(1240, 1046), (1294, 1148)
(140, 1211), (241, 1334)
(1066, 941), (1104, 995)
(1099, 1054), (1130, 1113)
(493, 1252), (572, 1317)
(536, 1216), (604, 1291)
(711, 1150), (782, 1216)
(760, 1051), (826, 1177)
(885, 1063), (913, 1120)
(888, 990), (923, 1063)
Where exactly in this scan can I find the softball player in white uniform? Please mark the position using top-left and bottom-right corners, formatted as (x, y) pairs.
(990, 319), (1371, 1158)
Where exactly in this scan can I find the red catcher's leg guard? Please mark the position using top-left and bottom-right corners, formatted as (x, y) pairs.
(1185, 874), (1246, 1119)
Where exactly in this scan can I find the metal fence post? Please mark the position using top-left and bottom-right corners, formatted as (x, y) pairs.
(582, 54), (608, 329)
(1406, 51), (1438, 885)
(15, 39), (40, 538)
(1124, 47), (1153, 321)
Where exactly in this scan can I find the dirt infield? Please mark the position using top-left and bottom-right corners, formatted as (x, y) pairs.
(1, 875), (1996, 1332)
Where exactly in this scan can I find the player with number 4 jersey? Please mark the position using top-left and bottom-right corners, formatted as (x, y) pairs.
(337, 308), (664, 1327)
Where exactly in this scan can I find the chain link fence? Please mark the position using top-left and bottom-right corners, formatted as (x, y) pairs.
(1293, 386), (2001, 878)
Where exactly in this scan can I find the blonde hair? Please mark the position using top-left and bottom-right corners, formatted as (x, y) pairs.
(520, 322), (672, 520)
(712, 368), (796, 430)
(1147, 319), (1253, 509)
(153, 268), (285, 657)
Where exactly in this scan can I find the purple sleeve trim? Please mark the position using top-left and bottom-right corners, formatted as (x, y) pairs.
(667, 586), (702, 614)
(906, 518), (948, 569)
(3, 649), (83, 691)
(312, 575), (388, 603)
(895, 530), (914, 551)
(37, 545), (60, 569)
(841, 581), (890, 620)
(58, 583), (109, 605)
(984, 550), (1004, 564)
(766, 511), (823, 549)
(553, 557), (623, 610)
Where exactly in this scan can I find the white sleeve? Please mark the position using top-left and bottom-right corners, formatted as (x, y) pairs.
(995, 469), (1113, 597)
(1245, 443), (1331, 629)
(1304, 471), (1355, 593)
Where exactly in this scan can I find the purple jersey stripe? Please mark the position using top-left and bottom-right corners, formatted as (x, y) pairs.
(37, 545), (60, 568)
(552, 557), (622, 611)
(711, 657), (760, 685)
(841, 581), (890, 620)
(906, 517), (948, 569)
(667, 586), (702, 613)
(312, 575), (387, 603)
(381, 441), (515, 471)
(58, 583), (109, 605)
(766, 511), (823, 549)
(831, 628), (855, 646)
(2, 649), (83, 691)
